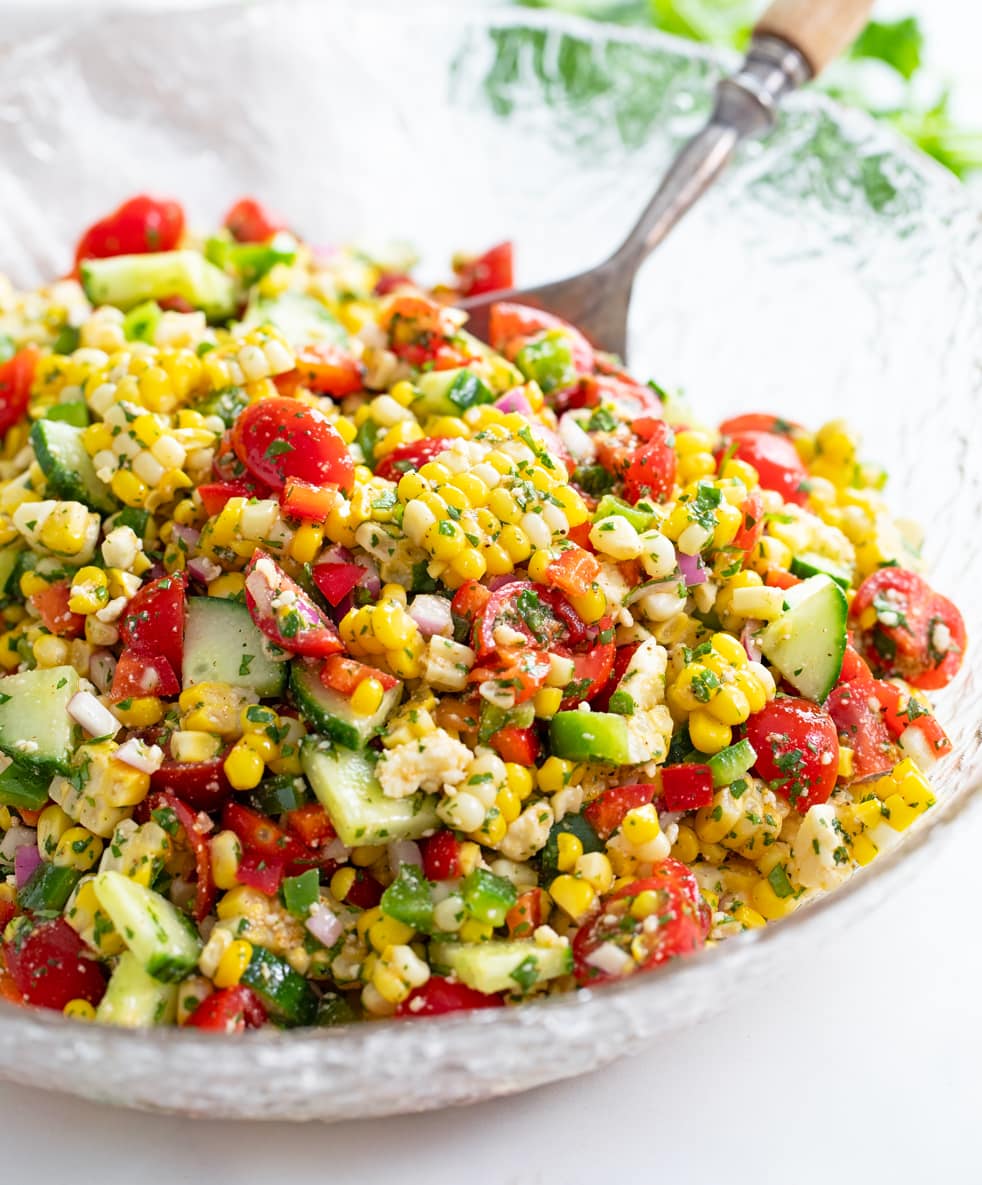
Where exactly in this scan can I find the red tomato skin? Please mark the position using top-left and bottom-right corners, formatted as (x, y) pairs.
(293, 344), (364, 398)
(198, 480), (261, 517)
(236, 852), (286, 895)
(591, 643), (640, 713)
(185, 986), (267, 1032)
(765, 569), (801, 590)
(319, 654), (397, 696)
(151, 755), (232, 812)
(732, 488), (764, 555)
(231, 397), (354, 493)
(660, 764), (715, 811)
(0, 898), (15, 932)
(75, 195), (184, 264)
(850, 568), (966, 690)
(280, 477), (336, 523)
(488, 301), (594, 372)
(311, 563), (368, 608)
(746, 697), (840, 813)
(0, 347), (39, 437)
(284, 804), (336, 849)
(110, 649), (179, 702)
(144, 790), (215, 922)
(223, 198), (284, 243)
(223, 802), (304, 865)
(373, 437), (453, 482)
(490, 726), (540, 766)
(119, 572), (186, 674)
(244, 550), (344, 659)
(3, 919), (106, 1011)
(838, 643), (873, 686)
(584, 783), (656, 840)
(722, 431), (809, 506)
(422, 832), (461, 881)
(395, 976), (504, 1017)
(719, 413), (804, 438)
(29, 582), (84, 638)
(825, 682), (897, 780)
(455, 241), (514, 297)
(623, 421), (677, 504)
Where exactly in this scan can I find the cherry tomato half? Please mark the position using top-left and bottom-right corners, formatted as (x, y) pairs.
(573, 861), (710, 987)
(2, 918), (106, 1011)
(110, 649), (180, 702)
(373, 437), (453, 482)
(455, 241), (514, 298)
(231, 397), (353, 493)
(223, 197), (286, 244)
(244, 549), (344, 658)
(184, 985), (267, 1032)
(74, 194), (184, 264)
(825, 681), (896, 780)
(721, 431), (809, 507)
(746, 697), (839, 813)
(0, 347), (39, 438)
(719, 413), (804, 438)
(395, 976), (504, 1018)
(623, 420), (677, 504)
(850, 568), (966, 690)
(29, 581), (84, 638)
(119, 572), (186, 674)
(488, 301), (594, 373)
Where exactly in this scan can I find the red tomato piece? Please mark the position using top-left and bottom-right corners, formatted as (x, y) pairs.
(506, 888), (547, 939)
(0, 896), (16, 933)
(231, 397), (353, 493)
(110, 649), (179, 702)
(765, 569), (801, 591)
(561, 636), (616, 710)
(74, 194), (185, 264)
(850, 568), (966, 690)
(838, 642), (873, 687)
(488, 301), (594, 372)
(732, 487), (764, 555)
(151, 753), (232, 813)
(721, 431), (809, 506)
(373, 437), (453, 482)
(490, 726), (540, 766)
(2, 918), (106, 1011)
(211, 432), (269, 488)
(746, 697), (840, 812)
(198, 480), (261, 517)
(311, 562), (368, 608)
(451, 579), (492, 636)
(455, 241), (514, 297)
(869, 679), (952, 756)
(395, 976), (504, 1018)
(580, 375), (665, 421)
(280, 477), (337, 523)
(469, 651), (552, 706)
(185, 985), (267, 1032)
(660, 764), (714, 811)
(421, 832), (461, 881)
(223, 197), (285, 243)
(319, 654), (398, 696)
(584, 783), (656, 840)
(719, 413), (804, 438)
(825, 681), (896, 779)
(236, 852), (286, 895)
(475, 581), (568, 660)
(0, 347), (39, 437)
(145, 790), (216, 922)
(284, 804), (337, 850)
(374, 272), (413, 296)
(623, 420), (677, 504)
(119, 572), (186, 674)
(223, 802), (304, 865)
(244, 550), (344, 658)
(29, 582), (84, 638)
(0, 966), (21, 1006)
(590, 643), (640, 713)
(293, 344), (364, 398)
(573, 861), (710, 987)
(343, 869), (384, 910)
(543, 546), (601, 599)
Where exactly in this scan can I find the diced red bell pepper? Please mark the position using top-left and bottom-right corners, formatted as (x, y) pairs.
(145, 790), (215, 922)
(292, 344), (364, 398)
(29, 582), (84, 638)
(284, 803), (337, 849)
(319, 654), (398, 695)
(490, 726), (541, 766)
(74, 194), (185, 265)
(765, 569), (801, 591)
(395, 976), (504, 1018)
(373, 437), (454, 483)
(119, 572), (186, 674)
(343, 869), (384, 909)
(280, 477), (337, 523)
(543, 546), (601, 599)
(421, 832), (461, 881)
(660, 764), (714, 812)
(223, 801), (304, 865)
(311, 562), (367, 607)
(150, 753), (233, 813)
(198, 480), (261, 517)
(454, 241), (514, 298)
(506, 888), (546, 939)
(235, 852), (286, 895)
(184, 985), (267, 1032)
(584, 783), (656, 840)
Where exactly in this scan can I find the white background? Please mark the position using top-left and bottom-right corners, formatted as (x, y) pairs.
(3, 2), (981, 1182)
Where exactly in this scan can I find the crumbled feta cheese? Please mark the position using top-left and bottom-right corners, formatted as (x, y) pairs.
(376, 728), (473, 800)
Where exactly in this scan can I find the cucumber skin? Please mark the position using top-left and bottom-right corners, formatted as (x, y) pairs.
(96, 951), (178, 1028)
(92, 870), (201, 984)
(759, 575), (848, 703)
(240, 945), (317, 1026)
(290, 661), (400, 750)
(30, 420), (117, 515)
(437, 941), (573, 995)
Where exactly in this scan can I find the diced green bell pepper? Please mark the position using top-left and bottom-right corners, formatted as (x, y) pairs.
(0, 759), (52, 810)
(380, 863), (435, 933)
(514, 330), (577, 394)
(17, 863), (81, 912)
(550, 711), (631, 765)
(461, 868), (516, 927)
(281, 869), (320, 918)
(593, 494), (655, 532)
(705, 738), (758, 787)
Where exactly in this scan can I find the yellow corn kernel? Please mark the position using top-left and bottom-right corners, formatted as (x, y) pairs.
(330, 867), (357, 902)
(622, 805), (661, 846)
(63, 998), (97, 1021)
(549, 874), (597, 921)
(367, 915), (415, 953)
(37, 803), (73, 858)
(533, 686), (563, 718)
(455, 841), (481, 877)
(732, 668), (768, 715)
(750, 878), (798, 921)
(718, 457), (759, 489)
(334, 417), (357, 445)
(498, 524), (531, 562)
(451, 548), (487, 582)
(537, 756), (574, 794)
(0, 629), (21, 671)
(213, 939), (254, 989)
(556, 831), (584, 873)
(397, 471), (428, 502)
(19, 570), (50, 598)
(179, 682), (241, 735)
(53, 827), (103, 871)
(33, 634), (70, 669)
(495, 785), (522, 825)
(575, 851), (614, 894)
(882, 793), (918, 832)
(210, 830), (242, 891)
(474, 811), (507, 847)
(110, 468), (150, 507)
(386, 635), (424, 680)
(526, 548), (552, 583)
(82, 422), (114, 455)
(111, 697), (165, 728)
(732, 903), (767, 929)
(689, 709), (732, 754)
(504, 763), (534, 801)
(372, 603), (414, 650)
(710, 632), (746, 667)
(289, 523), (324, 565)
(838, 747), (855, 780)
(224, 740), (265, 790)
(350, 677), (385, 717)
(671, 824), (700, 864)
(375, 420), (423, 460)
(459, 918), (494, 943)
(552, 485), (589, 528)
(481, 541), (513, 577)
(351, 844), (385, 868)
(893, 758), (936, 811)
(242, 731), (279, 763)
(566, 585), (607, 626)
(390, 380), (416, 407)
(707, 683), (750, 727)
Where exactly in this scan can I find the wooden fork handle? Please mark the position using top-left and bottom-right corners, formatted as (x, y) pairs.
(755, 0), (876, 77)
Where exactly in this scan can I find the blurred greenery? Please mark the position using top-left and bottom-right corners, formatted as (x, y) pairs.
(517, 1), (982, 177)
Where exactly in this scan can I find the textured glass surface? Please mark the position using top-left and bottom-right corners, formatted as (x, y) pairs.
(0, 1), (978, 1122)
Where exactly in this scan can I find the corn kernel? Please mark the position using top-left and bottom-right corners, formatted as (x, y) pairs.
(367, 915), (415, 953)
(330, 867), (356, 902)
(732, 903), (767, 929)
(53, 827), (103, 871)
(223, 740), (265, 790)
(210, 830), (242, 890)
(689, 709), (732, 754)
(63, 998), (97, 1021)
(671, 824), (700, 864)
(37, 803), (73, 858)
(533, 686), (563, 718)
(750, 879), (798, 921)
(459, 918), (494, 943)
(622, 805), (661, 846)
(549, 874), (597, 921)
(111, 697), (164, 728)
(504, 763), (534, 800)
(556, 831), (584, 872)
(575, 851), (614, 894)
(213, 939), (254, 988)
(537, 756), (574, 794)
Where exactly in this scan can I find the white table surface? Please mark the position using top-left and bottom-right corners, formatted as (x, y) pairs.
(4, 2), (981, 1182)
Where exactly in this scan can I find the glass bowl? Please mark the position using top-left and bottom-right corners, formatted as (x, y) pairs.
(0, 1), (979, 1122)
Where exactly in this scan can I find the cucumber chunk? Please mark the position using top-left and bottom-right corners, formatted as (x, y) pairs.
(30, 420), (117, 514)
(550, 711), (631, 764)
(238, 291), (348, 348)
(0, 759), (51, 810)
(0, 545), (23, 598)
(759, 574), (848, 703)
(95, 951), (178, 1028)
(240, 945), (317, 1026)
(183, 597), (287, 696)
(92, 870), (201, 982)
(81, 251), (236, 320)
(436, 940), (572, 995)
(290, 660), (400, 750)
(412, 368), (494, 419)
(301, 739), (439, 847)
(0, 666), (81, 775)
(789, 552), (851, 590)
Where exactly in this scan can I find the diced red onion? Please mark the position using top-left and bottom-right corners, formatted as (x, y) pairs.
(408, 594), (453, 638)
(14, 843), (41, 888)
(144, 562), (166, 581)
(358, 556), (382, 599)
(487, 573), (523, 592)
(88, 651), (116, 695)
(305, 902), (343, 948)
(323, 837), (349, 863)
(187, 555), (221, 585)
(115, 738), (164, 774)
(740, 620), (764, 663)
(171, 524), (201, 550)
(318, 544), (353, 566)
(388, 840), (423, 872)
(495, 388), (535, 417)
(1, 826), (36, 864)
(558, 411), (596, 462)
(675, 548), (708, 587)
(68, 690), (121, 738)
